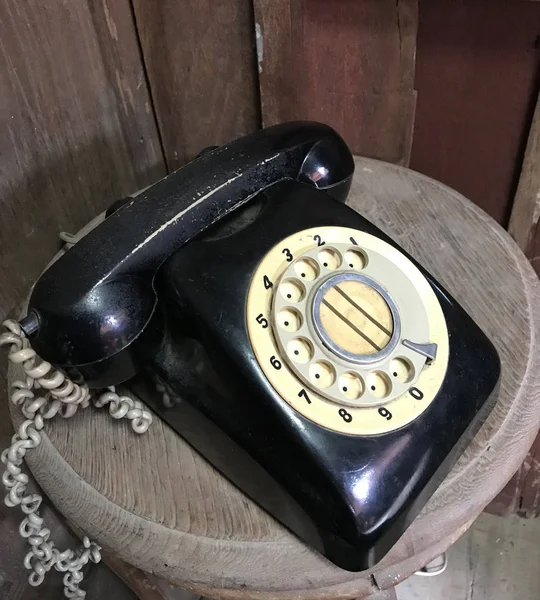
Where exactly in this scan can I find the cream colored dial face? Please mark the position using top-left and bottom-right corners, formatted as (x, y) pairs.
(246, 227), (449, 435)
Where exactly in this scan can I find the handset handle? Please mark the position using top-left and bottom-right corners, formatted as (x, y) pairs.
(25, 121), (354, 385)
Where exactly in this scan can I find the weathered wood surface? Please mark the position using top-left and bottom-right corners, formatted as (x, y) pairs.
(254, 0), (418, 165)
(0, 1), (165, 596)
(131, 0), (260, 170)
(509, 89), (540, 275)
(397, 512), (540, 600)
(8, 158), (540, 599)
(489, 88), (540, 518)
(410, 0), (540, 224)
(0, 0), (166, 325)
(0, 400), (138, 600)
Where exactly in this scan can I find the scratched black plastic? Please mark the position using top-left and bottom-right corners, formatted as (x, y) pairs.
(24, 122), (354, 386)
(139, 181), (500, 571)
(21, 122), (500, 570)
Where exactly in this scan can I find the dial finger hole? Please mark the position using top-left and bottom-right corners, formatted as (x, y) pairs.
(318, 248), (342, 270)
(309, 361), (336, 388)
(294, 258), (319, 281)
(280, 278), (306, 303)
(277, 307), (302, 332)
(287, 337), (313, 364)
(390, 357), (415, 384)
(339, 372), (364, 400)
(344, 249), (368, 270)
(367, 371), (391, 398)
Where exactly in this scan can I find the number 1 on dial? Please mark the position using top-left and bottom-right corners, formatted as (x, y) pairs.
(298, 388), (311, 404)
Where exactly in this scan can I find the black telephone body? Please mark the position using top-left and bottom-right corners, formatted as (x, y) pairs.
(21, 122), (500, 571)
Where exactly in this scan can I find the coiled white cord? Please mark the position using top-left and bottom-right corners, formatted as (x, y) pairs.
(0, 318), (153, 598)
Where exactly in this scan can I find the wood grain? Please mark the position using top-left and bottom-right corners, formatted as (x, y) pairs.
(0, 396), (137, 599)
(131, 0), (260, 170)
(397, 512), (540, 599)
(509, 90), (540, 275)
(491, 89), (540, 518)
(0, 0), (166, 325)
(365, 590), (397, 600)
(254, 0), (418, 165)
(0, 1), (165, 594)
(486, 433), (540, 518)
(8, 158), (540, 599)
(101, 553), (202, 600)
(410, 0), (540, 224)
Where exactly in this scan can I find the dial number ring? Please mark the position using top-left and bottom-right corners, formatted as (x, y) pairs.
(246, 227), (449, 435)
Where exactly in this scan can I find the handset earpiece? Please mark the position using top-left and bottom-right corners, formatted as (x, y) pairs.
(22, 122), (354, 386)
(298, 138), (354, 201)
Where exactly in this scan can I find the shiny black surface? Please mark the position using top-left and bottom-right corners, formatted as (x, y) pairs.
(139, 180), (500, 571)
(21, 121), (500, 571)
(25, 122), (354, 386)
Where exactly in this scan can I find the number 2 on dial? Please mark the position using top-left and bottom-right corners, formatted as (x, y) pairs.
(314, 234), (325, 247)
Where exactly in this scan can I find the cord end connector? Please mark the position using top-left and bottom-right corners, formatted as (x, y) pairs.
(19, 311), (40, 337)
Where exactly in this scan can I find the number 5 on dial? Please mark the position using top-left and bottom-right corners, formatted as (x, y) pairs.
(256, 313), (268, 328)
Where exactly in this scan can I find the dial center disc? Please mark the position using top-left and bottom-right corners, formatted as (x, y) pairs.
(312, 273), (401, 365)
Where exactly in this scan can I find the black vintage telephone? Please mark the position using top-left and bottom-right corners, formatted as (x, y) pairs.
(6, 122), (500, 578)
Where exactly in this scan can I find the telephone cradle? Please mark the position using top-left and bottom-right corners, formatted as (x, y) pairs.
(5, 122), (500, 575)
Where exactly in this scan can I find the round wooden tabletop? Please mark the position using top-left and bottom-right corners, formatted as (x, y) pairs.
(9, 157), (540, 599)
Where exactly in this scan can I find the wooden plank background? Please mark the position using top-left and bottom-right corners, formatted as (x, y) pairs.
(254, 0), (418, 165)
(509, 90), (540, 277)
(0, 1), (165, 596)
(1, 0), (540, 595)
(131, 0), (260, 170)
(0, 0), (166, 324)
(410, 0), (540, 225)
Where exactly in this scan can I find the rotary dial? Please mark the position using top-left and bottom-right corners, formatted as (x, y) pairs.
(246, 226), (449, 435)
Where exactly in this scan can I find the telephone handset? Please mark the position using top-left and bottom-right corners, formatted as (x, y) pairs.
(3, 122), (500, 585)
(21, 122), (354, 386)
